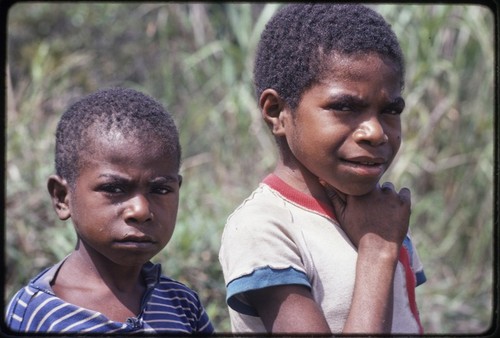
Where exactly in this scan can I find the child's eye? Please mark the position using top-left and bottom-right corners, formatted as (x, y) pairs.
(383, 107), (403, 115)
(383, 99), (405, 115)
(99, 184), (125, 194)
(329, 103), (353, 112)
(151, 185), (172, 195)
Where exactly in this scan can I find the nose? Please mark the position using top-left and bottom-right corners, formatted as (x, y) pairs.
(352, 115), (388, 146)
(123, 194), (152, 224)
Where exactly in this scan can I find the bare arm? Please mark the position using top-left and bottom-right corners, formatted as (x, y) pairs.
(343, 239), (398, 332)
(246, 284), (331, 333)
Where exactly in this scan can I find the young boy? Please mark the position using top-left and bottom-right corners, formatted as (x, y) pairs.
(5, 88), (214, 334)
(219, 4), (426, 334)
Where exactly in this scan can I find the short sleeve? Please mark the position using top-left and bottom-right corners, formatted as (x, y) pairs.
(4, 287), (28, 332)
(218, 186), (312, 315)
(402, 234), (426, 286)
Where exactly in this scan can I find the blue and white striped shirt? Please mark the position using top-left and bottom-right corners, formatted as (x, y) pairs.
(4, 260), (214, 334)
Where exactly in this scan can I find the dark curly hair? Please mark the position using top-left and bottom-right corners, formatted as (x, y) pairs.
(55, 87), (181, 186)
(254, 3), (405, 110)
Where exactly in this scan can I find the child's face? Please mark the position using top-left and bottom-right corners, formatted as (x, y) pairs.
(284, 52), (404, 196)
(67, 131), (181, 267)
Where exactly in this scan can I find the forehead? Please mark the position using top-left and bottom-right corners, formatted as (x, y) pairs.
(78, 129), (177, 167)
(84, 122), (168, 148)
(321, 52), (403, 87)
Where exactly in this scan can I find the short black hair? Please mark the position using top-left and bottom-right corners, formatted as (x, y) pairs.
(254, 3), (405, 110)
(55, 87), (181, 185)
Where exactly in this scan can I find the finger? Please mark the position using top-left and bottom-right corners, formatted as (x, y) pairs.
(398, 187), (411, 204)
(381, 181), (395, 191)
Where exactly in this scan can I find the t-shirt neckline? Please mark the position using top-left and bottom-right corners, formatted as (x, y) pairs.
(262, 173), (337, 221)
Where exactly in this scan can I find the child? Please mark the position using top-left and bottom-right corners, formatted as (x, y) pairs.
(219, 4), (426, 334)
(5, 88), (214, 334)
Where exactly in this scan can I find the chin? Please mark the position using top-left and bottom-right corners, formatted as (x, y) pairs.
(320, 175), (379, 197)
(354, 185), (380, 196)
(336, 183), (379, 197)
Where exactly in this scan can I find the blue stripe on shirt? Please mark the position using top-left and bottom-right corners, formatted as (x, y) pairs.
(226, 266), (311, 316)
(402, 235), (426, 287)
(416, 270), (427, 286)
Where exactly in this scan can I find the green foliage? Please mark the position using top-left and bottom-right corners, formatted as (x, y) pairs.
(5, 3), (495, 334)
(376, 4), (495, 333)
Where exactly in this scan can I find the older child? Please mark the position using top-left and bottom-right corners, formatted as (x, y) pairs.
(5, 88), (214, 334)
(219, 4), (426, 334)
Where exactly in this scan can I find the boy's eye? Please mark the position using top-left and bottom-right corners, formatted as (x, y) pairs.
(100, 184), (125, 194)
(383, 106), (404, 115)
(327, 97), (363, 113)
(151, 185), (172, 195)
(329, 103), (353, 112)
(383, 98), (405, 115)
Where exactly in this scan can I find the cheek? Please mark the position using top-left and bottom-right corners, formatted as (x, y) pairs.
(157, 213), (177, 248)
(155, 198), (179, 226)
(390, 135), (401, 154)
(70, 199), (114, 235)
(386, 121), (402, 150)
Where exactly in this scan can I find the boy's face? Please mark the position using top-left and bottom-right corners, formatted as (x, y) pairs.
(65, 131), (181, 267)
(284, 52), (404, 196)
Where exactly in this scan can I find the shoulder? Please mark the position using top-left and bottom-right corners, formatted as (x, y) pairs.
(224, 183), (294, 235)
(5, 284), (35, 323)
(5, 262), (61, 316)
(231, 182), (287, 211)
(5, 283), (64, 332)
(219, 182), (299, 270)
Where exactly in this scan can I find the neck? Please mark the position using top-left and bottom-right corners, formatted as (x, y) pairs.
(273, 159), (332, 207)
(67, 242), (144, 293)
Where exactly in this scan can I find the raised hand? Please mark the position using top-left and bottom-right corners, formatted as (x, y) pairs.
(320, 179), (412, 333)
(320, 180), (411, 254)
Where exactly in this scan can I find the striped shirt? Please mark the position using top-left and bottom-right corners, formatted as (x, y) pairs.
(4, 260), (214, 334)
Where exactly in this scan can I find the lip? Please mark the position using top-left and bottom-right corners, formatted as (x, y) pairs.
(119, 234), (155, 243)
(344, 156), (386, 165)
(115, 234), (156, 249)
(341, 156), (386, 177)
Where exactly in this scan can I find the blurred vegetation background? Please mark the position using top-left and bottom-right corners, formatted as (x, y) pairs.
(4, 2), (496, 334)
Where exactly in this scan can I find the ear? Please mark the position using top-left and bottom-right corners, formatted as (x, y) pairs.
(260, 89), (288, 137)
(178, 174), (183, 188)
(47, 175), (71, 220)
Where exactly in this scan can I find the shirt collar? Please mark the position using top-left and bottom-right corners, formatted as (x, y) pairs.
(263, 173), (337, 221)
(29, 258), (161, 295)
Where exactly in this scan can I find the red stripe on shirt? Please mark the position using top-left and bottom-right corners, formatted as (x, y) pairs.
(399, 246), (424, 334)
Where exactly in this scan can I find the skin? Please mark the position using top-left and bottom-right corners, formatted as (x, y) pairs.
(248, 52), (411, 333)
(47, 130), (182, 322)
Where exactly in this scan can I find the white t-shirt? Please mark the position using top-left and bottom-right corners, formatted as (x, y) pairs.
(219, 174), (426, 333)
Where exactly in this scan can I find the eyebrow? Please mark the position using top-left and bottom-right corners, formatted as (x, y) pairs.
(97, 173), (179, 183)
(331, 94), (369, 107)
(149, 176), (180, 184)
(329, 94), (405, 107)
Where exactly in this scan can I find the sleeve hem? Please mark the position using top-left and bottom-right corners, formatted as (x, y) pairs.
(226, 266), (311, 316)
